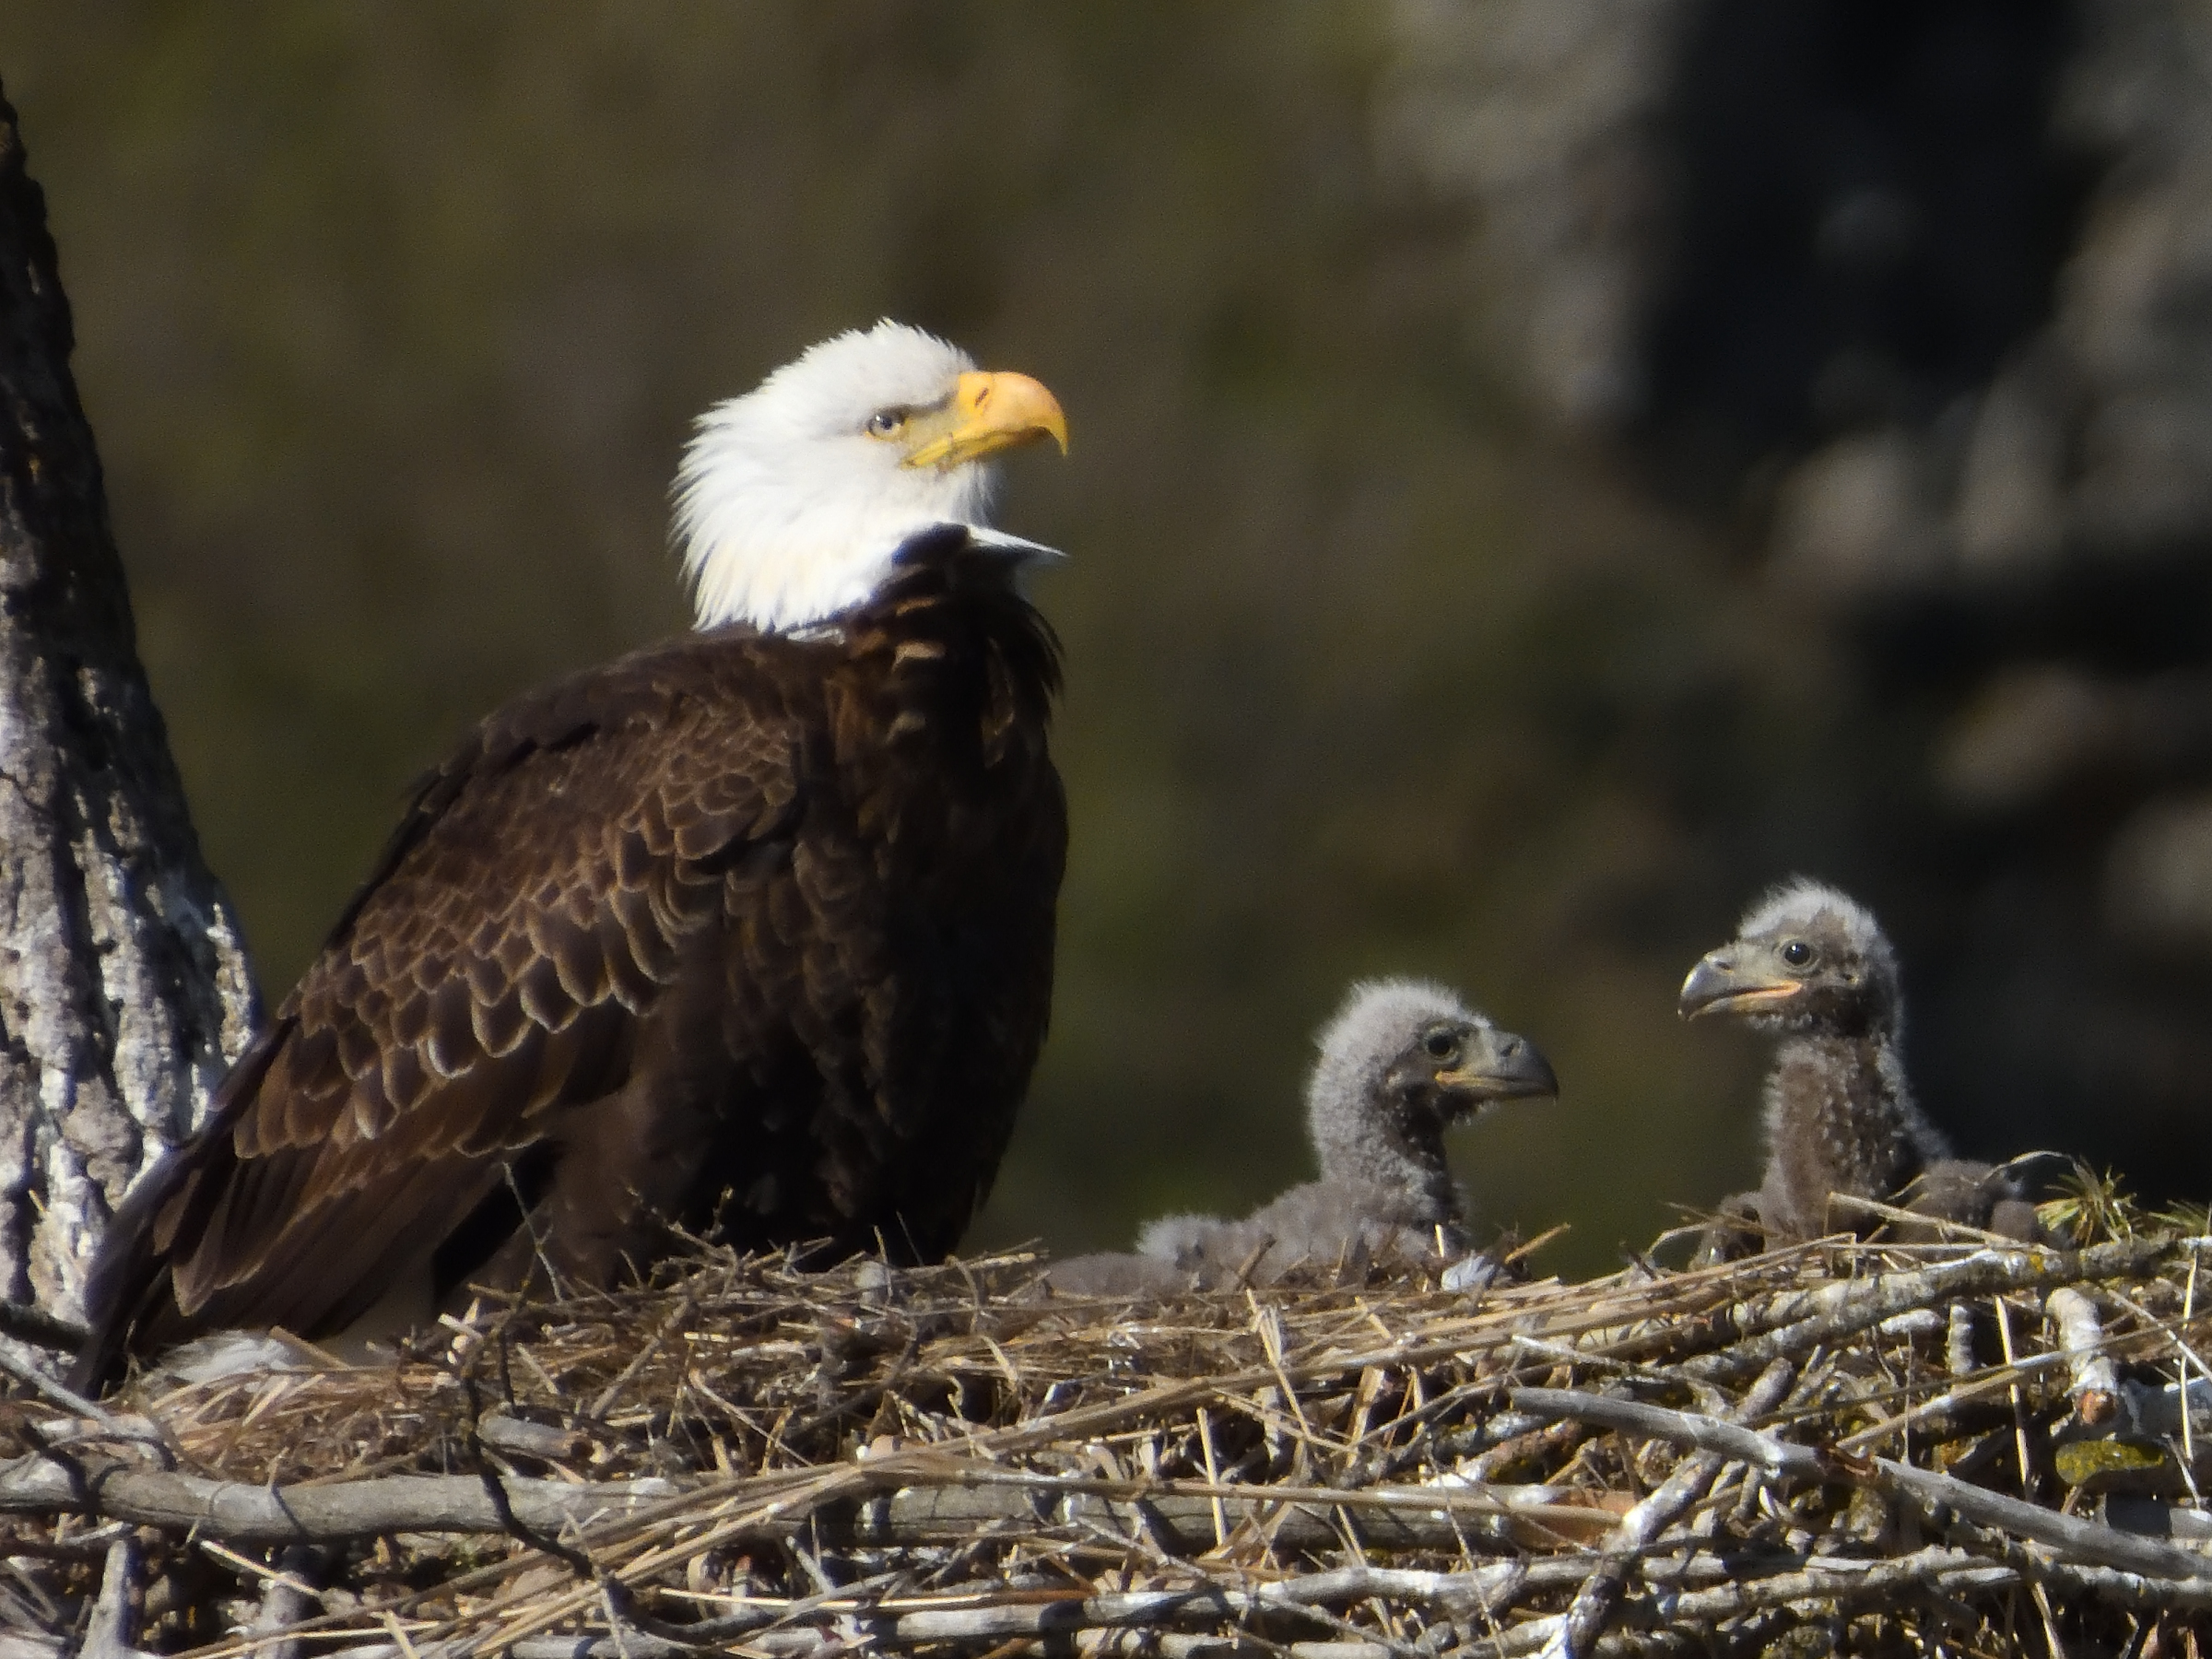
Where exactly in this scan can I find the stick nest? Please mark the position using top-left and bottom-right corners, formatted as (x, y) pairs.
(7, 1178), (2212, 1657)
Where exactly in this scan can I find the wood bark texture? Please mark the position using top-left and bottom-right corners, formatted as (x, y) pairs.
(0, 82), (257, 1320)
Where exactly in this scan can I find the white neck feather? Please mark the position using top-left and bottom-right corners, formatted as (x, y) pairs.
(675, 445), (1002, 634)
(672, 323), (1012, 635)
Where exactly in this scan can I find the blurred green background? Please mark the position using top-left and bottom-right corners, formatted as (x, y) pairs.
(6, 3), (2206, 1277)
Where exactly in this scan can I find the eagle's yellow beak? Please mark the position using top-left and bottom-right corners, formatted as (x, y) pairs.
(901, 371), (1069, 471)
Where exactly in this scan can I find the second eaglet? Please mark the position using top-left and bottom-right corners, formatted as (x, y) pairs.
(1048, 980), (1558, 1294)
(1680, 878), (2035, 1253)
(77, 323), (1072, 1389)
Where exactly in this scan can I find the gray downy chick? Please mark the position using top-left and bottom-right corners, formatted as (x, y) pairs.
(1679, 878), (2036, 1253)
(1045, 979), (1557, 1295)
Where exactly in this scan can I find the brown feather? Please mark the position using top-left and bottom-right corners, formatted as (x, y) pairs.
(75, 527), (1063, 1387)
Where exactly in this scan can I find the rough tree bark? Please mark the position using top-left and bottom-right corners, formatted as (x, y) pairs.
(0, 81), (258, 1321)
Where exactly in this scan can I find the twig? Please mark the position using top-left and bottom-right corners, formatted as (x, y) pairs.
(0, 1345), (112, 1423)
(497, 1636), (1390, 1659)
(307, 1559), (1700, 1659)
(0, 1298), (88, 1353)
(1994, 1295), (2038, 1499)
(0, 1446), (1634, 1555)
(2000, 1542), (2212, 1612)
(587, 1293), (696, 1420)
(79, 1537), (138, 1659)
(1508, 1383), (2212, 1582)
(851, 1478), (1614, 1555)
(416, 1545), (2212, 1659)
(2047, 1287), (2119, 1425)
(0, 1453), (680, 1543)
(1509, 1389), (1812, 1478)
(459, 1362), (707, 1659)
(1947, 1300), (1978, 1379)
(1995, 1290), (2077, 1659)
(1505, 1337), (1672, 1381)
(2183, 1249), (2202, 1473)
(1459, 1548), (2024, 1657)
(1534, 1357), (1796, 1658)
(1501, 1226), (1571, 1266)
(1679, 1241), (2159, 1384)
(478, 1413), (592, 1462)
(2110, 1288), (2212, 1446)
(1194, 1405), (1228, 1548)
(1831, 1350), (2075, 1454)
(1829, 1193), (2031, 1249)
(1991, 1292), (2072, 1659)
(244, 1547), (318, 1659)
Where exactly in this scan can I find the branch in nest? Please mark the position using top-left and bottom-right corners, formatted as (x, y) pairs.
(0, 1453), (681, 1544)
(1679, 1238), (2160, 1384)
(0, 1298), (88, 1354)
(1509, 1383), (2212, 1584)
(2046, 1286), (2121, 1425)
(243, 1546), (319, 1659)
(288, 1558), (1735, 1659)
(843, 1474), (1630, 1555)
(2121, 1378), (2212, 1441)
(1463, 1547), (2023, 1658)
(1482, 1546), (2212, 1659)
(1947, 1298), (1978, 1378)
(1529, 1356), (1797, 1659)
(477, 1412), (593, 1463)
(502, 1634), (1388, 1659)
(279, 1544), (2212, 1659)
(0, 1345), (110, 1424)
(0, 1443), (1628, 1557)
(78, 1537), (138, 1659)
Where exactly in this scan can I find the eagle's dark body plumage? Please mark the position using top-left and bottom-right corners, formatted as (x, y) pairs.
(77, 528), (1065, 1386)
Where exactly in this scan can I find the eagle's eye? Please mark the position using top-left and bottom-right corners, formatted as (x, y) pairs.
(1779, 939), (1817, 970)
(1422, 1028), (1460, 1061)
(865, 408), (909, 438)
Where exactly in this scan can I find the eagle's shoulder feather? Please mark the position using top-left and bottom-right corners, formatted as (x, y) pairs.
(92, 631), (813, 1357)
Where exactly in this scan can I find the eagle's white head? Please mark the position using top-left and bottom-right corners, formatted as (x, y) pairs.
(673, 321), (1069, 634)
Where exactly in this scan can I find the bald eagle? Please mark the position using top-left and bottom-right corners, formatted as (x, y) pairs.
(1679, 878), (2036, 1252)
(1045, 980), (1557, 1295)
(76, 323), (1071, 1387)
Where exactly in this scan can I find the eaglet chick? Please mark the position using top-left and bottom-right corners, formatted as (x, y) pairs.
(1045, 980), (1557, 1295)
(1679, 878), (2036, 1253)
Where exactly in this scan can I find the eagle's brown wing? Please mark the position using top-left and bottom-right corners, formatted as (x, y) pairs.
(78, 636), (801, 1373)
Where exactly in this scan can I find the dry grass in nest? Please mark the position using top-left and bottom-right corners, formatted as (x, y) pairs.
(6, 1174), (2212, 1656)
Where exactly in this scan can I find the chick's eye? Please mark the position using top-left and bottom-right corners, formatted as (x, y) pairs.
(865, 408), (907, 437)
(1423, 1030), (1459, 1060)
(1780, 939), (1816, 969)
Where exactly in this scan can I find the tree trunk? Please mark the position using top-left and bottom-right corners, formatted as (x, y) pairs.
(0, 81), (258, 1322)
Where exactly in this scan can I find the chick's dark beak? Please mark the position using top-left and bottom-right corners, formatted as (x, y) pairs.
(1439, 1028), (1559, 1106)
(1678, 950), (1802, 1020)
